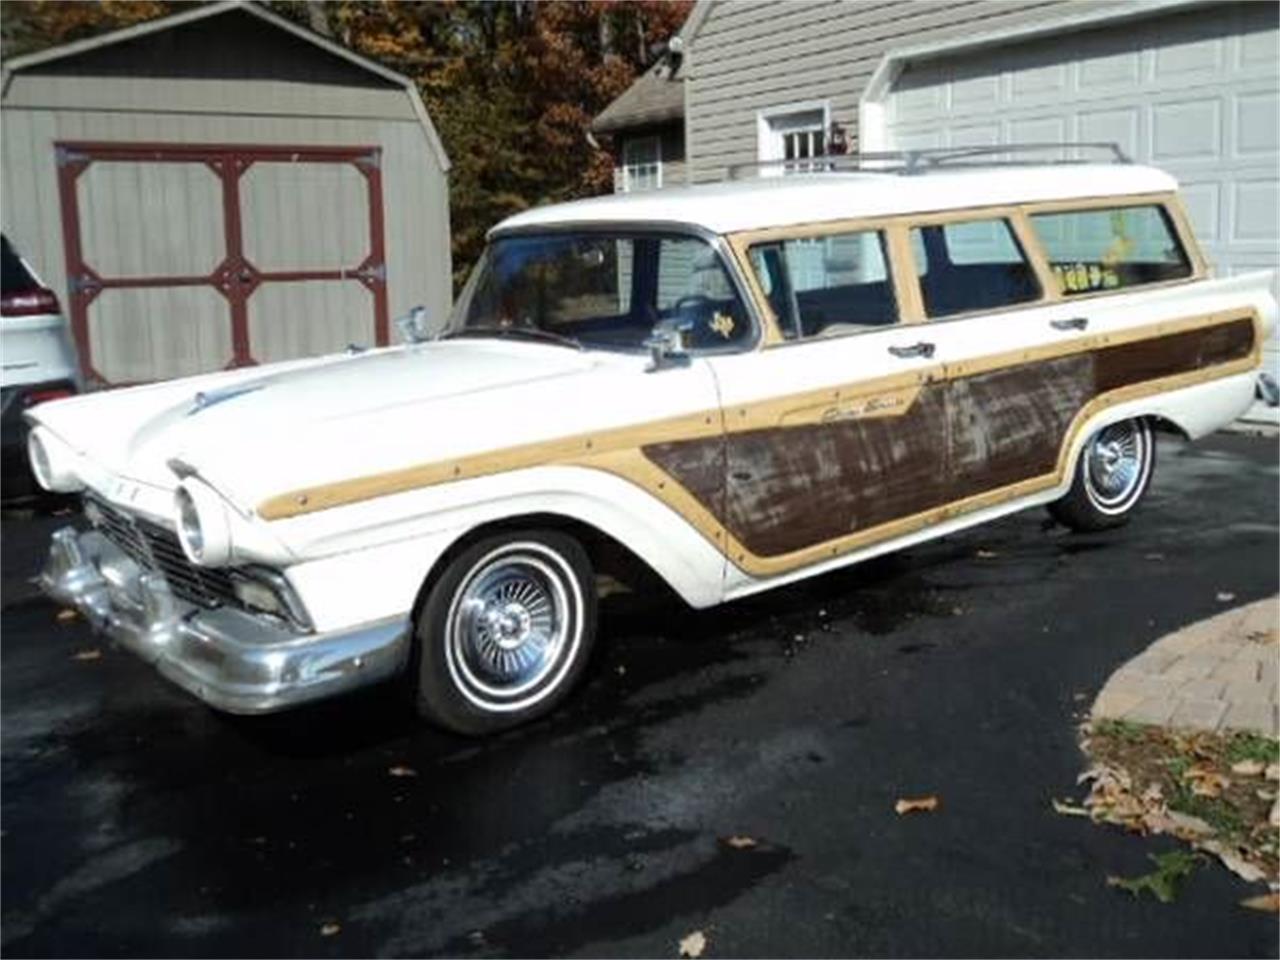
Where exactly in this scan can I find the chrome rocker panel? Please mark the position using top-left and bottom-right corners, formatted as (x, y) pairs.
(39, 527), (409, 714)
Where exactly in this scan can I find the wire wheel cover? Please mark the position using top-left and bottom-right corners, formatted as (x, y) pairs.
(1084, 419), (1149, 510)
(445, 543), (580, 710)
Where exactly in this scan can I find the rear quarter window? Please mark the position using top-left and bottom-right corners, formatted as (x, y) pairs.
(1029, 204), (1192, 296)
(908, 218), (1041, 318)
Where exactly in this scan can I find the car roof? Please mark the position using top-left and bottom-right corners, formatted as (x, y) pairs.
(492, 164), (1178, 237)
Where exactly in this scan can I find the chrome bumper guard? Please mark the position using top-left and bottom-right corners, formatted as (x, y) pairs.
(40, 526), (409, 714)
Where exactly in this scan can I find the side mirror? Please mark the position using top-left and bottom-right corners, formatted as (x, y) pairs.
(644, 317), (694, 372)
(395, 305), (432, 344)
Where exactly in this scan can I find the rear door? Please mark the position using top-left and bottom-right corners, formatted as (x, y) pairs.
(55, 142), (389, 387)
(707, 224), (950, 581)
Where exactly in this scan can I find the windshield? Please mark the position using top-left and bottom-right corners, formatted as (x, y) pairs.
(446, 232), (753, 352)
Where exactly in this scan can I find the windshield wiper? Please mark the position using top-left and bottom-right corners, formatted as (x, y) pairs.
(442, 326), (584, 351)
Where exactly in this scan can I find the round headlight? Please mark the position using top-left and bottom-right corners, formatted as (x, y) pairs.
(173, 480), (232, 566)
(176, 487), (203, 557)
(27, 427), (84, 493)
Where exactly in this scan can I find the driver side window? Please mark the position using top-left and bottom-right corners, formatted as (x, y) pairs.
(654, 238), (752, 349)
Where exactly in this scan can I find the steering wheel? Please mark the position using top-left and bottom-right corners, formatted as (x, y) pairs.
(673, 294), (714, 313)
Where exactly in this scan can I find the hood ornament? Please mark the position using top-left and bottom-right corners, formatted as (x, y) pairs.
(189, 381), (266, 415)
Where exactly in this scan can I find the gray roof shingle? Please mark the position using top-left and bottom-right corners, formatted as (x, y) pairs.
(592, 59), (683, 135)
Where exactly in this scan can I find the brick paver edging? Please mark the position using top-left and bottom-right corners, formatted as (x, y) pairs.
(1092, 597), (1279, 735)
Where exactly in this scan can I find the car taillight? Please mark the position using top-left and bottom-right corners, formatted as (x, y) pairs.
(0, 287), (60, 317)
(23, 386), (74, 407)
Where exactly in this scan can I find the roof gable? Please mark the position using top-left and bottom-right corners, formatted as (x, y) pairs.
(2, 1), (450, 172)
(14, 7), (395, 88)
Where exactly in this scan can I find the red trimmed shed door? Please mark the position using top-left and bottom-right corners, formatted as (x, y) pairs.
(56, 142), (388, 387)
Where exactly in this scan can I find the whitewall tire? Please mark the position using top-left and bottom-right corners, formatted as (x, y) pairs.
(1049, 418), (1156, 532)
(413, 529), (597, 735)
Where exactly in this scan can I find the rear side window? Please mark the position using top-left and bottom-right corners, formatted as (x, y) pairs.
(909, 218), (1041, 318)
(1030, 205), (1192, 295)
(747, 230), (898, 340)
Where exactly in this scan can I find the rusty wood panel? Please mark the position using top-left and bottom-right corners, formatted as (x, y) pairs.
(948, 354), (1093, 503)
(649, 385), (950, 558)
(1095, 318), (1254, 394)
(645, 320), (1254, 561)
(642, 435), (727, 535)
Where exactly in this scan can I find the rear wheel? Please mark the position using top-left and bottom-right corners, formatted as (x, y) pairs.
(413, 529), (597, 735)
(1048, 417), (1155, 532)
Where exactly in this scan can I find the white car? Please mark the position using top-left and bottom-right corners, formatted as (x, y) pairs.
(28, 149), (1278, 734)
(2, 234), (79, 500)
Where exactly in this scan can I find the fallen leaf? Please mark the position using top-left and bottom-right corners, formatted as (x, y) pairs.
(71, 649), (101, 662)
(1183, 764), (1229, 798)
(1155, 810), (1214, 838)
(319, 922), (341, 937)
(1230, 759), (1265, 776)
(678, 929), (706, 959)
(1051, 798), (1089, 817)
(975, 549), (999, 559)
(1216, 591), (1236, 603)
(1144, 552), (1166, 561)
(1265, 763), (1279, 782)
(895, 795), (940, 815)
(724, 835), (757, 849)
(1241, 893), (1280, 912)
(387, 765), (417, 778)
(55, 608), (78, 623)
(1200, 840), (1267, 883)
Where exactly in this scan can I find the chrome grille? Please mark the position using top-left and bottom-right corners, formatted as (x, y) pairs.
(85, 495), (237, 609)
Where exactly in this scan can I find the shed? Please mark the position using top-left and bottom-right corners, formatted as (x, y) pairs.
(1, 1), (452, 387)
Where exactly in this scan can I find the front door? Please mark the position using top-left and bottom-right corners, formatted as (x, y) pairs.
(705, 225), (950, 580)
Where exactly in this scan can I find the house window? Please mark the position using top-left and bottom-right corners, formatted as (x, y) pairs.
(758, 106), (828, 175)
(621, 136), (662, 192)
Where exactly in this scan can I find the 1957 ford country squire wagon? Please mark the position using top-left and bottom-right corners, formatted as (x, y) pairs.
(28, 147), (1278, 734)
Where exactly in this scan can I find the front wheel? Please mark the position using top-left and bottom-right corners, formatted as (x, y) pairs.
(413, 529), (597, 735)
(1048, 417), (1155, 532)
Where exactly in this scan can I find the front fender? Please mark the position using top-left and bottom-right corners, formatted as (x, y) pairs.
(269, 465), (727, 632)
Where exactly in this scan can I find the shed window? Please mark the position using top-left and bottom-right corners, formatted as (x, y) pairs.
(909, 218), (1041, 318)
(1030, 205), (1192, 295)
(748, 229), (897, 340)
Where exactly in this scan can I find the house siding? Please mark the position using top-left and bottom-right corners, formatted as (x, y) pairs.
(685, 0), (1132, 182)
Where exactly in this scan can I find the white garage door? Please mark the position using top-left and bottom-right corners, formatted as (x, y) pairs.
(885, 2), (1279, 421)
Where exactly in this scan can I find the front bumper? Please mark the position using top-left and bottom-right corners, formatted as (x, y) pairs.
(40, 526), (409, 713)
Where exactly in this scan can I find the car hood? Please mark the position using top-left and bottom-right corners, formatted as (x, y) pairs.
(29, 339), (604, 509)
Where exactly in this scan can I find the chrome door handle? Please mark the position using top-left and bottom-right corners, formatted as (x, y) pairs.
(888, 341), (936, 359)
(1050, 317), (1089, 331)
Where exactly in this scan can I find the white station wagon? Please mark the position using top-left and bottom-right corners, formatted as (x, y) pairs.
(30, 147), (1278, 734)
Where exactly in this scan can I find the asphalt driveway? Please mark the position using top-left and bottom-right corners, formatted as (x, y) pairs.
(2, 431), (1277, 957)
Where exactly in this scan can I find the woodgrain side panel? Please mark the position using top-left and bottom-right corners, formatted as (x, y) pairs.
(646, 319), (1256, 559)
(948, 355), (1093, 503)
(709, 384), (946, 557)
(1095, 318), (1255, 393)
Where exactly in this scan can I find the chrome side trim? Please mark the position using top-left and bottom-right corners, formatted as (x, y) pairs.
(40, 527), (409, 714)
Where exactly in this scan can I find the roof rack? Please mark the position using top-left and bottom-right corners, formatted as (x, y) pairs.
(728, 141), (1131, 179)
